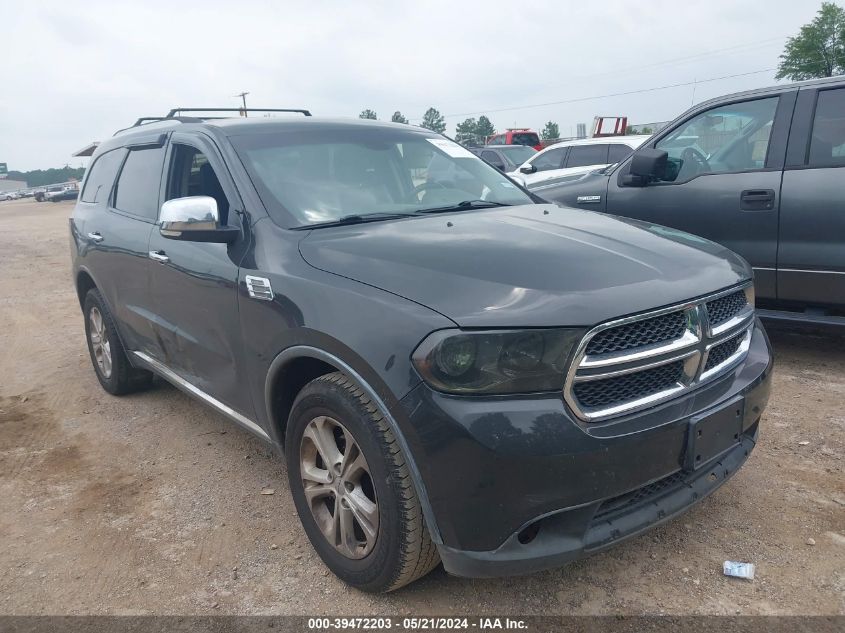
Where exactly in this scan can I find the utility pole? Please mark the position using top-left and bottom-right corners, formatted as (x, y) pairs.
(234, 91), (249, 117)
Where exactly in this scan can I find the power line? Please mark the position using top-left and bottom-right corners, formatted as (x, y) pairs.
(432, 68), (777, 121)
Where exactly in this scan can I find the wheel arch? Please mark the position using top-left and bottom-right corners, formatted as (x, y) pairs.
(265, 344), (442, 544)
(75, 268), (98, 309)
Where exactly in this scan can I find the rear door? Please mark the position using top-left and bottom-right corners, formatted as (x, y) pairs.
(82, 140), (166, 353)
(602, 92), (796, 300)
(146, 132), (254, 417)
(777, 85), (845, 308)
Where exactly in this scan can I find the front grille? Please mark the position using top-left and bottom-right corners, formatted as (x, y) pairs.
(704, 333), (743, 372)
(585, 310), (687, 356)
(565, 284), (755, 422)
(572, 360), (684, 410)
(592, 470), (686, 523)
(706, 290), (747, 327)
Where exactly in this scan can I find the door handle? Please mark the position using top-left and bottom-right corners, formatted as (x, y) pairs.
(740, 189), (775, 211)
(148, 250), (170, 263)
(87, 231), (104, 243)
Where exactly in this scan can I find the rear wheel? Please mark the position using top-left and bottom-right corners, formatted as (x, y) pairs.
(286, 372), (440, 592)
(83, 289), (152, 395)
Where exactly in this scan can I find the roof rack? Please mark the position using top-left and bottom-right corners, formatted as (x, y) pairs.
(114, 107), (311, 135)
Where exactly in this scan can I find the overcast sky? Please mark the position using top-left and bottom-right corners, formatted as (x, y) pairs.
(0, 0), (824, 171)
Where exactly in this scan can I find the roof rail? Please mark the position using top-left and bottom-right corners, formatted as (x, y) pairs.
(114, 107), (311, 135)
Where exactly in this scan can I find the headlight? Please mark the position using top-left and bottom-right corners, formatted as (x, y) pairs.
(411, 329), (584, 395)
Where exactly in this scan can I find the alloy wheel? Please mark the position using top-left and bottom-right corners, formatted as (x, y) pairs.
(299, 415), (379, 559)
(88, 306), (112, 379)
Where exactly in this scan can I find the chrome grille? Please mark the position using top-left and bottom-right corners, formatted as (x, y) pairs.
(706, 290), (747, 327)
(704, 333), (743, 372)
(564, 284), (755, 422)
(573, 360), (685, 409)
(585, 311), (687, 355)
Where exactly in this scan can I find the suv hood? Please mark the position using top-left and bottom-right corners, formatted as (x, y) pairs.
(299, 204), (751, 328)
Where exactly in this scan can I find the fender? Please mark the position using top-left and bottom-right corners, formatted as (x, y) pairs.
(265, 345), (443, 544)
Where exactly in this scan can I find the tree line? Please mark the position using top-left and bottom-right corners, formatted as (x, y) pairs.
(6, 166), (85, 187)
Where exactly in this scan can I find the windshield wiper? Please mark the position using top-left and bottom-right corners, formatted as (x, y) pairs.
(416, 200), (512, 214)
(297, 212), (417, 230)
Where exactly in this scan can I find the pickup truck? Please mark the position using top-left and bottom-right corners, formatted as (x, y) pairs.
(537, 76), (845, 325)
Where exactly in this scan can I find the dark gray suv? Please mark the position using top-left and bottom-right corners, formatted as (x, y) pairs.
(70, 110), (772, 591)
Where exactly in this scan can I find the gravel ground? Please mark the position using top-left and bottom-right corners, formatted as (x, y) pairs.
(0, 199), (842, 615)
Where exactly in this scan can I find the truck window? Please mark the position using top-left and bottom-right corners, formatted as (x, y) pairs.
(113, 147), (165, 220)
(531, 147), (566, 171)
(655, 97), (778, 182)
(808, 88), (845, 167)
(80, 148), (126, 204)
(608, 144), (634, 164)
(566, 144), (608, 168)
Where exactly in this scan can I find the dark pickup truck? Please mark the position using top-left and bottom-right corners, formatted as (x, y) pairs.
(537, 76), (845, 326)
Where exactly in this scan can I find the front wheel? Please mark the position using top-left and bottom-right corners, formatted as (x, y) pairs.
(286, 372), (440, 592)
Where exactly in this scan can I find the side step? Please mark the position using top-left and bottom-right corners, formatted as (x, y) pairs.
(757, 308), (845, 327)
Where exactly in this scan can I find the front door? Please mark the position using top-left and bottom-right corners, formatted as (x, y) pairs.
(147, 132), (254, 417)
(604, 93), (794, 300)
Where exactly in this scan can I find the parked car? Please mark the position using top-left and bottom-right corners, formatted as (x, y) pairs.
(537, 76), (845, 325)
(38, 185), (64, 202)
(486, 128), (542, 150)
(1, 191), (19, 201)
(468, 144), (537, 172)
(512, 135), (650, 188)
(71, 112), (771, 592)
(46, 185), (79, 202)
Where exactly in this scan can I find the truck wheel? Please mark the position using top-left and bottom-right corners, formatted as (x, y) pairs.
(83, 289), (152, 395)
(286, 372), (440, 592)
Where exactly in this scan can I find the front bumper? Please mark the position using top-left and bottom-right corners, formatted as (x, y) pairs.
(397, 321), (772, 578)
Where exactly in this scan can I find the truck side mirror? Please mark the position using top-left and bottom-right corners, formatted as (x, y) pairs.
(623, 148), (668, 186)
(520, 164), (537, 175)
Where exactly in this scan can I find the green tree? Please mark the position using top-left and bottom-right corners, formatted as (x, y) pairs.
(390, 111), (408, 124)
(7, 167), (85, 187)
(421, 107), (446, 133)
(359, 109), (378, 120)
(455, 118), (478, 144)
(776, 2), (845, 80)
(476, 115), (496, 141)
(541, 121), (560, 140)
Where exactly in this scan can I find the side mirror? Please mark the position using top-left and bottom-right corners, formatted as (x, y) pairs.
(624, 148), (668, 186)
(520, 164), (537, 174)
(159, 196), (238, 243)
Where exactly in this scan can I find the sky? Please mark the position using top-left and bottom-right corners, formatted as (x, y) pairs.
(0, 0), (826, 171)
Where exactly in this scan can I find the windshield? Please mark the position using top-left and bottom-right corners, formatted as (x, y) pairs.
(231, 128), (533, 226)
(499, 145), (537, 165)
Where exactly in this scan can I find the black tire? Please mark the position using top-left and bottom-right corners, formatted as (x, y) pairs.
(286, 372), (440, 592)
(82, 288), (153, 395)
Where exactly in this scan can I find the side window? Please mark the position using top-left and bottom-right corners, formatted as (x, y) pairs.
(80, 149), (126, 204)
(481, 150), (505, 170)
(113, 146), (166, 219)
(166, 144), (230, 223)
(808, 88), (845, 167)
(566, 144), (609, 168)
(530, 147), (566, 171)
(655, 97), (779, 182)
(608, 144), (634, 164)
(488, 135), (504, 145)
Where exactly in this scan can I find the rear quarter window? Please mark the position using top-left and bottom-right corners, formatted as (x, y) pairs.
(511, 133), (539, 147)
(80, 149), (127, 204)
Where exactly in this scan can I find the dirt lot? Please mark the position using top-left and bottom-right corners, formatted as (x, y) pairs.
(0, 198), (842, 615)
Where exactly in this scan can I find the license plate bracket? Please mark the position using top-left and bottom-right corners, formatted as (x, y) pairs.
(685, 396), (744, 471)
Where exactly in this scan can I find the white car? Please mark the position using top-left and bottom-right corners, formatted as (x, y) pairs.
(509, 135), (651, 187)
(1, 192), (19, 201)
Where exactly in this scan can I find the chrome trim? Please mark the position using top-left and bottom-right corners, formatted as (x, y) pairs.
(699, 327), (753, 383)
(564, 282), (754, 422)
(159, 196), (219, 237)
(131, 351), (271, 443)
(245, 275), (274, 301)
(148, 250), (170, 263)
(87, 231), (104, 243)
